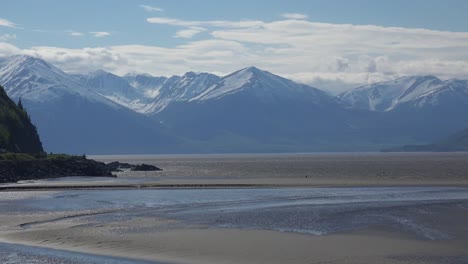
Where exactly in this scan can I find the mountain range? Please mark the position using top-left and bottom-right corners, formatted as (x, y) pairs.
(0, 54), (467, 154)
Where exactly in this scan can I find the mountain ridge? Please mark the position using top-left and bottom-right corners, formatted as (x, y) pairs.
(337, 75), (468, 112)
(1, 54), (468, 153)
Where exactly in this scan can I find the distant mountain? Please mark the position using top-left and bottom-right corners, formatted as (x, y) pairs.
(0, 84), (43, 153)
(0, 55), (116, 107)
(0, 55), (179, 154)
(75, 70), (150, 113)
(156, 67), (357, 152)
(384, 127), (468, 152)
(146, 72), (220, 114)
(339, 75), (468, 144)
(1, 55), (468, 153)
(123, 73), (167, 97)
(192, 67), (330, 103)
(92, 71), (219, 114)
(338, 76), (445, 111)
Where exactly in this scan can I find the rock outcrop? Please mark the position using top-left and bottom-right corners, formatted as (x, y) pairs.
(0, 157), (113, 183)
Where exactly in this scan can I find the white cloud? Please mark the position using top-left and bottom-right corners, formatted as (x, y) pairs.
(140, 5), (163, 12)
(2, 17), (468, 94)
(175, 27), (207, 38)
(0, 42), (21, 57)
(0, 18), (17, 28)
(67, 31), (84, 37)
(281, 13), (308, 20)
(147, 17), (264, 28)
(0, 34), (16, 42)
(90, 31), (111, 37)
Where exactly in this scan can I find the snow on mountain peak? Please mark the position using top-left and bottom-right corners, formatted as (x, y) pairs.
(191, 67), (259, 101)
(0, 55), (79, 100)
(0, 55), (122, 108)
(143, 71), (220, 113)
(192, 66), (330, 104)
(338, 75), (458, 111)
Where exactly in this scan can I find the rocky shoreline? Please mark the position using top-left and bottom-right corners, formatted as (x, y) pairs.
(0, 157), (161, 184)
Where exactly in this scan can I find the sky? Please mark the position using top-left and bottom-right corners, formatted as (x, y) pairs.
(1, 0), (468, 93)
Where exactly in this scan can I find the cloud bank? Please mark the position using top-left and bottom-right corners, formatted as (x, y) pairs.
(90, 31), (111, 37)
(0, 18), (17, 28)
(2, 16), (468, 93)
(140, 5), (163, 12)
(281, 13), (308, 20)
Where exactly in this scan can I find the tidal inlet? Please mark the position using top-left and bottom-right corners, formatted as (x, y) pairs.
(1, 1), (468, 263)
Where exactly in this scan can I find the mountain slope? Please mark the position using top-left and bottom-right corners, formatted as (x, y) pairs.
(378, 78), (468, 143)
(193, 67), (329, 103)
(156, 67), (357, 152)
(0, 84), (43, 153)
(2, 55), (467, 153)
(0, 55), (180, 154)
(0, 55), (116, 107)
(338, 76), (444, 111)
(384, 127), (468, 152)
(338, 75), (468, 145)
(145, 72), (220, 114)
(123, 73), (167, 98)
(75, 70), (150, 113)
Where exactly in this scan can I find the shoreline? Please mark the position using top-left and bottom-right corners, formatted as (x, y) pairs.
(3, 183), (468, 192)
(1, 226), (467, 264)
(2, 152), (468, 191)
(2, 178), (468, 191)
(2, 152), (468, 263)
(0, 240), (160, 264)
(1, 185), (468, 264)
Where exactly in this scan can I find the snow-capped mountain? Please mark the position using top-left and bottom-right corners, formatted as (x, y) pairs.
(0, 55), (178, 154)
(1, 54), (467, 153)
(88, 71), (219, 114)
(145, 72), (220, 113)
(0, 55), (116, 107)
(338, 75), (468, 145)
(155, 67), (351, 152)
(193, 66), (332, 104)
(394, 78), (468, 110)
(123, 73), (167, 98)
(75, 70), (152, 113)
(338, 75), (446, 111)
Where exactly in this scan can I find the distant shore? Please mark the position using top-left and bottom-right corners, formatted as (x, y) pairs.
(2, 179), (468, 192)
(0, 154), (161, 184)
(0, 155), (113, 183)
(2, 152), (468, 190)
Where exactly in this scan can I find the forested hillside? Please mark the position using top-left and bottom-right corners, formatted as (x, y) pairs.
(0, 85), (43, 154)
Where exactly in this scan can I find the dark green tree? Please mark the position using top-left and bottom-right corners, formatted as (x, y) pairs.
(17, 97), (24, 111)
(0, 86), (44, 154)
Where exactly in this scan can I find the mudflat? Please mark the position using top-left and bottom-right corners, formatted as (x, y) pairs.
(1, 153), (468, 263)
(1, 186), (468, 263)
(3, 152), (467, 190)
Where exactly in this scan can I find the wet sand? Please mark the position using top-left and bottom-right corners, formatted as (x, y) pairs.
(1, 187), (468, 263)
(1, 153), (468, 263)
(2, 226), (468, 264)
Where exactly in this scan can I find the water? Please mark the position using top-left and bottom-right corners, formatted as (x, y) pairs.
(0, 242), (157, 264)
(3, 187), (468, 240)
(2, 153), (468, 263)
(91, 152), (468, 180)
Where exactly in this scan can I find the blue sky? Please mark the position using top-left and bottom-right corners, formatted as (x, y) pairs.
(1, 0), (468, 92)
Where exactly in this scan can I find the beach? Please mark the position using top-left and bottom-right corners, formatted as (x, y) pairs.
(1, 153), (468, 263)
